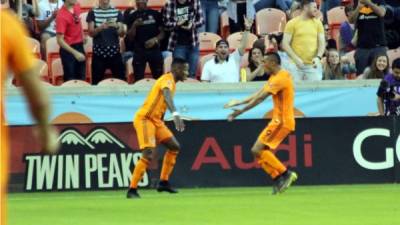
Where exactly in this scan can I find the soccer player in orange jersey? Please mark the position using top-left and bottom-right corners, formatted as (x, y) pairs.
(127, 58), (188, 199)
(1, 9), (59, 224)
(225, 52), (298, 195)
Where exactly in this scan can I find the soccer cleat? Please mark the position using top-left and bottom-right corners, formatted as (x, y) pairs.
(271, 178), (282, 195)
(157, 180), (178, 194)
(277, 170), (298, 194)
(126, 188), (141, 199)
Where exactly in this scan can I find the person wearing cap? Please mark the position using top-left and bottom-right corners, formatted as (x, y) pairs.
(201, 16), (253, 83)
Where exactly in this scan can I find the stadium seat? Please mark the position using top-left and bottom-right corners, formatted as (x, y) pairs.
(255, 8), (286, 36)
(227, 32), (258, 52)
(125, 58), (152, 83)
(27, 37), (41, 58)
(164, 55), (173, 73)
(46, 37), (60, 78)
(84, 36), (93, 82)
(41, 81), (53, 86)
(80, 11), (89, 34)
(147, 0), (166, 11)
(110, 0), (134, 10)
(388, 48), (400, 68)
(61, 79), (92, 86)
(50, 58), (64, 85)
(220, 11), (230, 39)
(79, 0), (97, 11)
(134, 78), (156, 85)
(97, 78), (129, 86)
(199, 32), (222, 56)
(327, 6), (347, 28)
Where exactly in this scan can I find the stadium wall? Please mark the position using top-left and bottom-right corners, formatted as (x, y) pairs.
(8, 117), (400, 192)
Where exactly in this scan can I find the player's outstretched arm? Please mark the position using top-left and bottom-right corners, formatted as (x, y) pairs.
(163, 88), (185, 132)
(227, 90), (270, 121)
(19, 67), (59, 154)
(224, 88), (264, 109)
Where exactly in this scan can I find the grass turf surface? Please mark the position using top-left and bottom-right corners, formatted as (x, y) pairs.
(8, 184), (400, 225)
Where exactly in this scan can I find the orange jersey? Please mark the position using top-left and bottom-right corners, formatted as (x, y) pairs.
(263, 69), (295, 130)
(1, 10), (36, 224)
(135, 73), (176, 121)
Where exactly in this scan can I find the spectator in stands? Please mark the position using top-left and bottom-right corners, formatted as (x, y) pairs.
(16, 0), (39, 37)
(358, 53), (389, 79)
(339, 5), (356, 55)
(254, 0), (293, 16)
(226, 0), (255, 33)
(200, 0), (219, 33)
(125, 0), (164, 81)
(323, 49), (357, 80)
(56, 0), (86, 82)
(377, 58), (400, 116)
(282, 0), (325, 81)
(350, 0), (387, 75)
(87, 0), (126, 85)
(268, 32), (297, 75)
(163, 0), (204, 78)
(201, 17), (253, 82)
(243, 46), (268, 81)
(37, 0), (63, 59)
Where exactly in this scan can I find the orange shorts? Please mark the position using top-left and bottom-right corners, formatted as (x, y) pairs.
(133, 117), (173, 149)
(258, 120), (292, 150)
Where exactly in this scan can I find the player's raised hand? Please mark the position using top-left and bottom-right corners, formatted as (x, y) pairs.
(227, 109), (243, 122)
(173, 114), (185, 132)
(224, 99), (241, 109)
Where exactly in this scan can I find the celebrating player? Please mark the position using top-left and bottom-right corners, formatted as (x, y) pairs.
(127, 58), (189, 199)
(1, 10), (59, 225)
(225, 52), (298, 194)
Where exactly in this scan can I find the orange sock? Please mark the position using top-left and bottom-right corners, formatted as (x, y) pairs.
(257, 157), (280, 179)
(160, 150), (178, 181)
(259, 150), (287, 174)
(130, 157), (149, 189)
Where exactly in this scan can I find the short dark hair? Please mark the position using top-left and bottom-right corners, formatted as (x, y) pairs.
(216, 39), (229, 48)
(392, 58), (400, 70)
(265, 52), (281, 65)
(301, 0), (315, 8)
(172, 58), (188, 66)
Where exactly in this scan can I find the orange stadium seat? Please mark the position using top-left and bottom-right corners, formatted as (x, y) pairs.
(196, 53), (215, 78)
(388, 48), (400, 68)
(227, 32), (258, 51)
(147, 0), (166, 10)
(79, 0), (97, 11)
(51, 58), (64, 85)
(98, 78), (129, 86)
(110, 0), (134, 10)
(327, 6), (347, 28)
(183, 78), (200, 83)
(256, 8), (286, 36)
(199, 32), (222, 55)
(61, 79), (92, 86)
(125, 58), (152, 83)
(220, 11), (230, 39)
(27, 37), (41, 58)
(84, 36), (93, 82)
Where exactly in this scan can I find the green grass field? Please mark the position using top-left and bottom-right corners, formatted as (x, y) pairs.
(8, 184), (400, 225)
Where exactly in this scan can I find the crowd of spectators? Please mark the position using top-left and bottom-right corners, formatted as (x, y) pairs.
(2, 0), (400, 85)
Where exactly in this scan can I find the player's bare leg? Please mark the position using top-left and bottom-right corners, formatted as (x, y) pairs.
(251, 141), (297, 194)
(127, 148), (154, 199)
(158, 137), (181, 194)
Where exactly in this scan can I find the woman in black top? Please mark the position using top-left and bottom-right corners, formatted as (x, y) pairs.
(244, 46), (269, 81)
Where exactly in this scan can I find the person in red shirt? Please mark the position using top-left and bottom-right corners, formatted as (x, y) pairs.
(56, 0), (86, 82)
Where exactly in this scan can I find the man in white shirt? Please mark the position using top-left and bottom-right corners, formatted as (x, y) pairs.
(37, 0), (63, 58)
(201, 16), (253, 83)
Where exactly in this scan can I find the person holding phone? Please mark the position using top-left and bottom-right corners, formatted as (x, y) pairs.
(87, 0), (125, 84)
